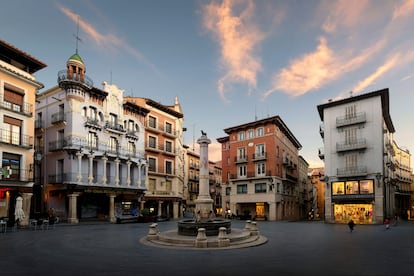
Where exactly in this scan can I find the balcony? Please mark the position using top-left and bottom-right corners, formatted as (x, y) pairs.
(84, 117), (102, 130)
(105, 121), (126, 134)
(0, 96), (33, 117)
(337, 166), (367, 177)
(0, 169), (32, 182)
(49, 139), (65, 151)
(319, 124), (324, 138)
(58, 70), (93, 90)
(126, 130), (139, 140)
(0, 129), (33, 149)
(51, 112), (65, 124)
(252, 152), (267, 161)
(336, 138), (366, 152)
(336, 112), (366, 127)
(235, 155), (248, 163)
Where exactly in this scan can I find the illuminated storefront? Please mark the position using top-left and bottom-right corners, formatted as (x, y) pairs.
(331, 179), (375, 224)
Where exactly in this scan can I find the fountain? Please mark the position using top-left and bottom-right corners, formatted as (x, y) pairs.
(177, 131), (230, 236)
(141, 132), (267, 249)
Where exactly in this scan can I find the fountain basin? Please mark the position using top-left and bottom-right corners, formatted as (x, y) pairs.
(178, 219), (231, 236)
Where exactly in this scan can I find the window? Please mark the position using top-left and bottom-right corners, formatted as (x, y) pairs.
(255, 183), (267, 193)
(128, 142), (135, 156)
(256, 162), (266, 176)
(345, 153), (358, 169)
(238, 147), (246, 160)
(248, 129), (254, 139)
(360, 180), (374, 194)
(332, 182), (345, 195)
(3, 87), (23, 113)
(82, 107), (87, 117)
(345, 128), (357, 145)
(149, 116), (157, 128)
(128, 120), (134, 132)
(149, 178), (156, 191)
(148, 136), (156, 149)
(257, 127), (264, 137)
(165, 179), (172, 191)
(256, 144), (265, 158)
(87, 132), (98, 150)
(165, 160), (173, 174)
(345, 104), (356, 119)
(109, 137), (118, 153)
(148, 158), (156, 172)
(226, 187), (231, 195)
(89, 107), (97, 121)
(346, 181), (359, 194)
(2, 152), (20, 181)
(109, 113), (117, 126)
(165, 122), (172, 134)
(165, 141), (173, 153)
(238, 165), (246, 177)
(238, 132), (245, 141)
(237, 184), (247, 194)
(2, 116), (21, 145)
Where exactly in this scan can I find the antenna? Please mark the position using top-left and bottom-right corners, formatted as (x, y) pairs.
(73, 16), (82, 54)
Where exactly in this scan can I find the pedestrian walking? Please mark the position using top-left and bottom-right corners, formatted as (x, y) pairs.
(348, 219), (355, 232)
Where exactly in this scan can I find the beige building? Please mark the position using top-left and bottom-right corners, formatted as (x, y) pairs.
(125, 96), (186, 220)
(0, 39), (46, 227)
(36, 51), (149, 223)
(392, 141), (412, 219)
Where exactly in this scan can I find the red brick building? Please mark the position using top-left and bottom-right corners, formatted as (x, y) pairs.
(217, 116), (302, 221)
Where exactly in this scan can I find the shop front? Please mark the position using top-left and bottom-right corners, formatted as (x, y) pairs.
(334, 203), (373, 224)
(331, 179), (376, 224)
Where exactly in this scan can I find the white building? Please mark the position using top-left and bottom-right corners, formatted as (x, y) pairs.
(36, 52), (149, 223)
(317, 88), (396, 224)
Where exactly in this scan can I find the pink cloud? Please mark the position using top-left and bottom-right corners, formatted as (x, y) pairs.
(392, 0), (414, 20)
(203, 0), (264, 101)
(59, 5), (160, 75)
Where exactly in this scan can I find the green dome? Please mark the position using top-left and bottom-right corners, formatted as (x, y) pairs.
(68, 53), (84, 63)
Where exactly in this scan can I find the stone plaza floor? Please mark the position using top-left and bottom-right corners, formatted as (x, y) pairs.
(0, 219), (413, 276)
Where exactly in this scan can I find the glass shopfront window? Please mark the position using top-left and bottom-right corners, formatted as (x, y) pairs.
(332, 182), (345, 195)
(332, 179), (374, 195)
(334, 204), (373, 224)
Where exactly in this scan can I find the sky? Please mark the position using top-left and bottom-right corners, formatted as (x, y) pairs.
(1, 0), (414, 167)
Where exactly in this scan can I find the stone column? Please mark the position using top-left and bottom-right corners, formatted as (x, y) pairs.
(158, 201), (163, 216)
(269, 202), (276, 221)
(68, 193), (79, 224)
(137, 161), (142, 187)
(195, 133), (213, 219)
(126, 160), (131, 186)
(173, 201), (179, 219)
(76, 152), (83, 182)
(20, 193), (32, 226)
(115, 158), (120, 186)
(101, 155), (108, 185)
(88, 153), (94, 184)
(108, 194), (116, 223)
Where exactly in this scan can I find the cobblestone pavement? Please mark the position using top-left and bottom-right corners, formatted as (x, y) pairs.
(0, 219), (413, 276)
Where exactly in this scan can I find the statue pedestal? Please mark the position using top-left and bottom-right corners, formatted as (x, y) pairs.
(195, 197), (214, 219)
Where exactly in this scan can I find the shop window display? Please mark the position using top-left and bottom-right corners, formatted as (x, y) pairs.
(334, 204), (373, 224)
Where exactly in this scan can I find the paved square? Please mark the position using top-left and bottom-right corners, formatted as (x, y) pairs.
(0, 220), (412, 276)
